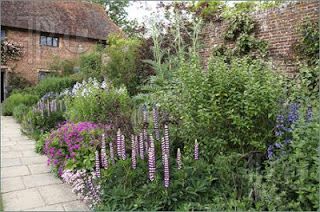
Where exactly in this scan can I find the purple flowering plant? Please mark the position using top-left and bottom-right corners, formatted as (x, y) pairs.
(44, 122), (103, 176)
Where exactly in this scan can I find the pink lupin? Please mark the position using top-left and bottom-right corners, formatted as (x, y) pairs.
(176, 148), (182, 169)
(163, 154), (170, 188)
(101, 134), (108, 168)
(161, 137), (165, 164)
(95, 150), (100, 178)
(194, 139), (199, 160)
(139, 132), (144, 160)
(131, 135), (136, 169)
(121, 134), (126, 160)
(144, 128), (149, 154)
(164, 124), (170, 156)
(116, 128), (122, 157)
(148, 134), (156, 181)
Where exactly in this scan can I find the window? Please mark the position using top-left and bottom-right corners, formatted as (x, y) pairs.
(40, 33), (59, 47)
(38, 70), (54, 81)
(1, 29), (6, 40)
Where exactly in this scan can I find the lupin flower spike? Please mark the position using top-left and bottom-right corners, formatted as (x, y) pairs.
(139, 132), (144, 160)
(101, 134), (108, 168)
(176, 148), (182, 169)
(164, 124), (170, 156)
(95, 150), (100, 178)
(121, 135), (126, 160)
(161, 137), (165, 164)
(306, 106), (312, 122)
(163, 154), (170, 188)
(148, 134), (156, 181)
(194, 139), (199, 160)
(116, 128), (122, 157)
(135, 135), (139, 157)
(131, 135), (136, 169)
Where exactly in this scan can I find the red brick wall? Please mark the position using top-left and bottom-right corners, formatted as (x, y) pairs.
(200, 1), (319, 74)
(5, 27), (97, 83)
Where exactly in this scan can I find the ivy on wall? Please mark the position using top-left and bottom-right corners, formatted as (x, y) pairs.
(212, 13), (268, 60)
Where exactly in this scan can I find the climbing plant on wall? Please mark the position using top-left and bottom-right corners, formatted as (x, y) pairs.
(212, 13), (268, 59)
(1, 40), (23, 64)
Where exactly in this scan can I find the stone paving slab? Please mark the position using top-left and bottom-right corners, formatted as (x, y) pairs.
(2, 188), (46, 211)
(2, 165), (30, 178)
(1, 177), (26, 193)
(28, 163), (51, 174)
(23, 173), (62, 188)
(1, 157), (22, 167)
(1, 116), (90, 211)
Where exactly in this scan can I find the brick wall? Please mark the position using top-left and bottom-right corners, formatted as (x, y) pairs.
(200, 1), (319, 74)
(5, 27), (97, 84)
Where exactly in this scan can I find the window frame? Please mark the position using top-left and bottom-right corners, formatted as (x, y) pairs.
(1, 29), (6, 40)
(39, 33), (59, 47)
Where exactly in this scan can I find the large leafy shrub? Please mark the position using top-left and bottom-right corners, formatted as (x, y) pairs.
(80, 50), (103, 79)
(44, 122), (103, 176)
(2, 93), (39, 115)
(65, 79), (132, 132)
(102, 34), (141, 95)
(148, 56), (284, 162)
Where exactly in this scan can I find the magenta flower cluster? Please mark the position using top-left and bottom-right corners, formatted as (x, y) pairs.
(44, 122), (102, 176)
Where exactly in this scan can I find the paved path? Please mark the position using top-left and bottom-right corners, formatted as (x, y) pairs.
(1, 116), (89, 211)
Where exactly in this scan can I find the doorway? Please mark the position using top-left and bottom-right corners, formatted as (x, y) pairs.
(1, 69), (5, 102)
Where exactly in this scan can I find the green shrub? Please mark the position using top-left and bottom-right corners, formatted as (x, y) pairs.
(80, 50), (102, 79)
(2, 93), (39, 115)
(21, 110), (65, 139)
(65, 81), (132, 132)
(21, 76), (76, 97)
(12, 104), (30, 123)
(7, 73), (32, 96)
(149, 56), (284, 162)
(97, 157), (217, 211)
(35, 132), (48, 154)
(256, 105), (319, 211)
(102, 35), (141, 95)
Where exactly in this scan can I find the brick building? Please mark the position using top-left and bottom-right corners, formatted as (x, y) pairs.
(0, 0), (121, 101)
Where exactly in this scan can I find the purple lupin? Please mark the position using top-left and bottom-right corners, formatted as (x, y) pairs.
(163, 154), (170, 188)
(109, 142), (115, 164)
(95, 150), (100, 178)
(116, 128), (121, 157)
(164, 124), (170, 156)
(101, 134), (108, 168)
(161, 137), (165, 164)
(131, 135), (136, 169)
(139, 132), (144, 160)
(121, 135), (126, 160)
(148, 134), (156, 181)
(176, 148), (182, 169)
(194, 139), (199, 160)
(153, 105), (160, 140)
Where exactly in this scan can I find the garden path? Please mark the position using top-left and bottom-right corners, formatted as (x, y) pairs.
(1, 116), (89, 211)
